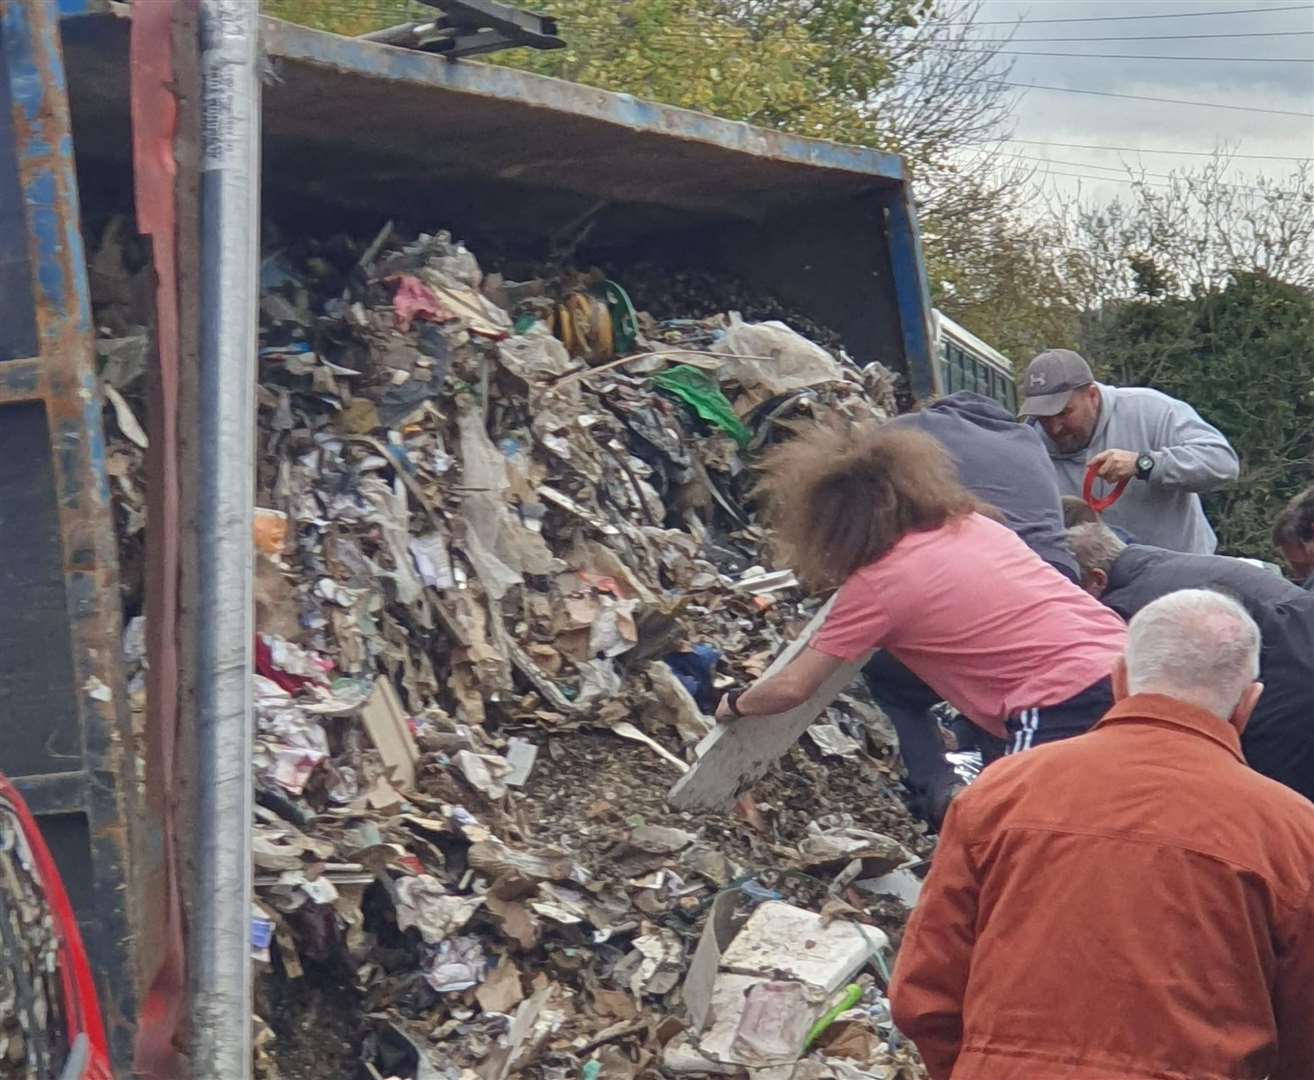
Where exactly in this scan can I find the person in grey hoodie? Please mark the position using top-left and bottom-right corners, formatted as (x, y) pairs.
(1020, 349), (1238, 554)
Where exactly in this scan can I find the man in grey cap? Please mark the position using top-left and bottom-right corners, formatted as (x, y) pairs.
(1020, 349), (1238, 554)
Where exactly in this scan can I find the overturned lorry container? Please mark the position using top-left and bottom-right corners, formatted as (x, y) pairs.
(61, 10), (940, 396)
(2, 4), (940, 1072)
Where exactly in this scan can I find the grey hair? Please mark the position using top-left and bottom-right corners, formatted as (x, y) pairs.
(1067, 522), (1126, 578)
(1125, 589), (1261, 719)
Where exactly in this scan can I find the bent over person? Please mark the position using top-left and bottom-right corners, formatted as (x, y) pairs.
(891, 590), (1314, 1080)
(868, 392), (1079, 824)
(714, 423), (1126, 755)
(1068, 522), (1314, 801)
(1274, 484), (1314, 589)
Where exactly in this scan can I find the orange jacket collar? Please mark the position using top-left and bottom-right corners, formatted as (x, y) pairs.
(1094, 692), (1246, 763)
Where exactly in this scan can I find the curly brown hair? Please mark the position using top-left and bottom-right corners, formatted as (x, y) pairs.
(756, 420), (979, 591)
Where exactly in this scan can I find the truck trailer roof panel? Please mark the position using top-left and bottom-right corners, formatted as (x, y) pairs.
(61, 12), (906, 237)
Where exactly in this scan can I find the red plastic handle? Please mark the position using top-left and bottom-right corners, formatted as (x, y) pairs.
(1083, 462), (1130, 512)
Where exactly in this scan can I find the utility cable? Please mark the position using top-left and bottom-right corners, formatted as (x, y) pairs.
(936, 48), (1313, 62)
(995, 138), (1313, 161)
(960, 76), (1314, 117)
(952, 4), (1314, 27)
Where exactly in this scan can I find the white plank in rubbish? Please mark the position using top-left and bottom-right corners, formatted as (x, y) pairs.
(718, 901), (881, 995)
(666, 598), (871, 811)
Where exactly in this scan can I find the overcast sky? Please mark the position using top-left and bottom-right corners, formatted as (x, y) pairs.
(955, 0), (1314, 202)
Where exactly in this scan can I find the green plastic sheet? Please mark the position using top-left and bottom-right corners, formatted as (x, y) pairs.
(652, 365), (751, 448)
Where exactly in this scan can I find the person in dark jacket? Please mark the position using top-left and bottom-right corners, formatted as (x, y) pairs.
(865, 393), (1079, 826)
(1273, 484), (1314, 590)
(1068, 522), (1314, 800)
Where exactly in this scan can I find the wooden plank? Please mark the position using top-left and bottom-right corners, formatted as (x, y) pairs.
(666, 599), (870, 811)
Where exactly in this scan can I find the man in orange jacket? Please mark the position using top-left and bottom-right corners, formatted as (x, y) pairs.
(889, 588), (1314, 1080)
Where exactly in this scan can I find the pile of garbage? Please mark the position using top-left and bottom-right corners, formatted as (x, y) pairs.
(93, 219), (932, 1080)
(0, 792), (69, 1078)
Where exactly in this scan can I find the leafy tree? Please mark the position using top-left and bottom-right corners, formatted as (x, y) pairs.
(1055, 157), (1314, 310)
(1081, 272), (1314, 560)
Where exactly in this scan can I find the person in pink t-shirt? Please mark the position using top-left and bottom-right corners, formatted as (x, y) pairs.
(716, 422), (1127, 762)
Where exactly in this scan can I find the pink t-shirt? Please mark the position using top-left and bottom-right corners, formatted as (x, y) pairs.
(811, 513), (1127, 736)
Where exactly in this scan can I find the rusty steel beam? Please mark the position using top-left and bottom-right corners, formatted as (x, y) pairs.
(0, 0), (140, 1070)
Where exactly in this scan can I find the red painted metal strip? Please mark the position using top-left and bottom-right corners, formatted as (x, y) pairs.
(130, 1), (187, 1076)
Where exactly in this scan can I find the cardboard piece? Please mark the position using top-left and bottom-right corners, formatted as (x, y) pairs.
(360, 675), (419, 791)
(682, 890), (741, 1034)
(476, 956), (526, 1014)
(504, 737), (539, 787)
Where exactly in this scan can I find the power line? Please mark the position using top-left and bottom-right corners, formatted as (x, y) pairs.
(967, 30), (1314, 42)
(952, 3), (1314, 27)
(557, 22), (1314, 53)
(552, 32), (1314, 116)
(997, 151), (1200, 178)
(992, 151), (1287, 193)
(940, 48), (1314, 61)
(968, 77), (1314, 117)
(998, 138), (1313, 162)
(999, 166), (1175, 188)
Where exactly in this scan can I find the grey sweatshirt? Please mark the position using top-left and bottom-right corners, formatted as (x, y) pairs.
(1033, 383), (1239, 554)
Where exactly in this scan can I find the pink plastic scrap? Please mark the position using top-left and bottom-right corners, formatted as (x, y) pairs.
(391, 275), (458, 332)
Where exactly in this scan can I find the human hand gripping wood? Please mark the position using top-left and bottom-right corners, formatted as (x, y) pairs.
(669, 598), (871, 810)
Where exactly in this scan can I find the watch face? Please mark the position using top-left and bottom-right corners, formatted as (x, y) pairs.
(1137, 454), (1154, 474)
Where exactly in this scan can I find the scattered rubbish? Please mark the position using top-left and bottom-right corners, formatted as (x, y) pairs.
(253, 507), (289, 557)
(854, 866), (925, 909)
(806, 722), (864, 760)
(91, 218), (927, 1080)
(804, 983), (865, 1051)
(797, 826), (911, 878)
(103, 382), (149, 449)
(503, 737), (539, 788)
(611, 721), (690, 774)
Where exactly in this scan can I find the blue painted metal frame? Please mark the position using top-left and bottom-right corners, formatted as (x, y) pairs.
(881, 183), (941, 400)
(263, 18), (908, 182)
(263, 19), (935, 393)
(0, 0), (139, 1069)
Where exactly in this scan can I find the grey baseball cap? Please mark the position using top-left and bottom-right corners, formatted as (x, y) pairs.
(1019, 349), (1094, 417)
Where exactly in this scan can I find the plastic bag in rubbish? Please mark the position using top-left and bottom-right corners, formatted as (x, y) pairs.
(718, 314), (847, 402)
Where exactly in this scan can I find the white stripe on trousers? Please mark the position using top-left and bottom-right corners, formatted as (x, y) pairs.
(1011, 707), (1040, 754)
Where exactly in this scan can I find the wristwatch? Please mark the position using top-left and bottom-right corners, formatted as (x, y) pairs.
(1135, 452), (1155, 481)
(726, 690), (745, 718)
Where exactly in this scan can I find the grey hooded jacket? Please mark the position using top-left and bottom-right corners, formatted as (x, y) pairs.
(891, 392), (1078, 582)
(1033, 383), (1238, 554)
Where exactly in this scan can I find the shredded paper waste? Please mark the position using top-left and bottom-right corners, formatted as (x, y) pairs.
(94, 218), (932, 1080)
